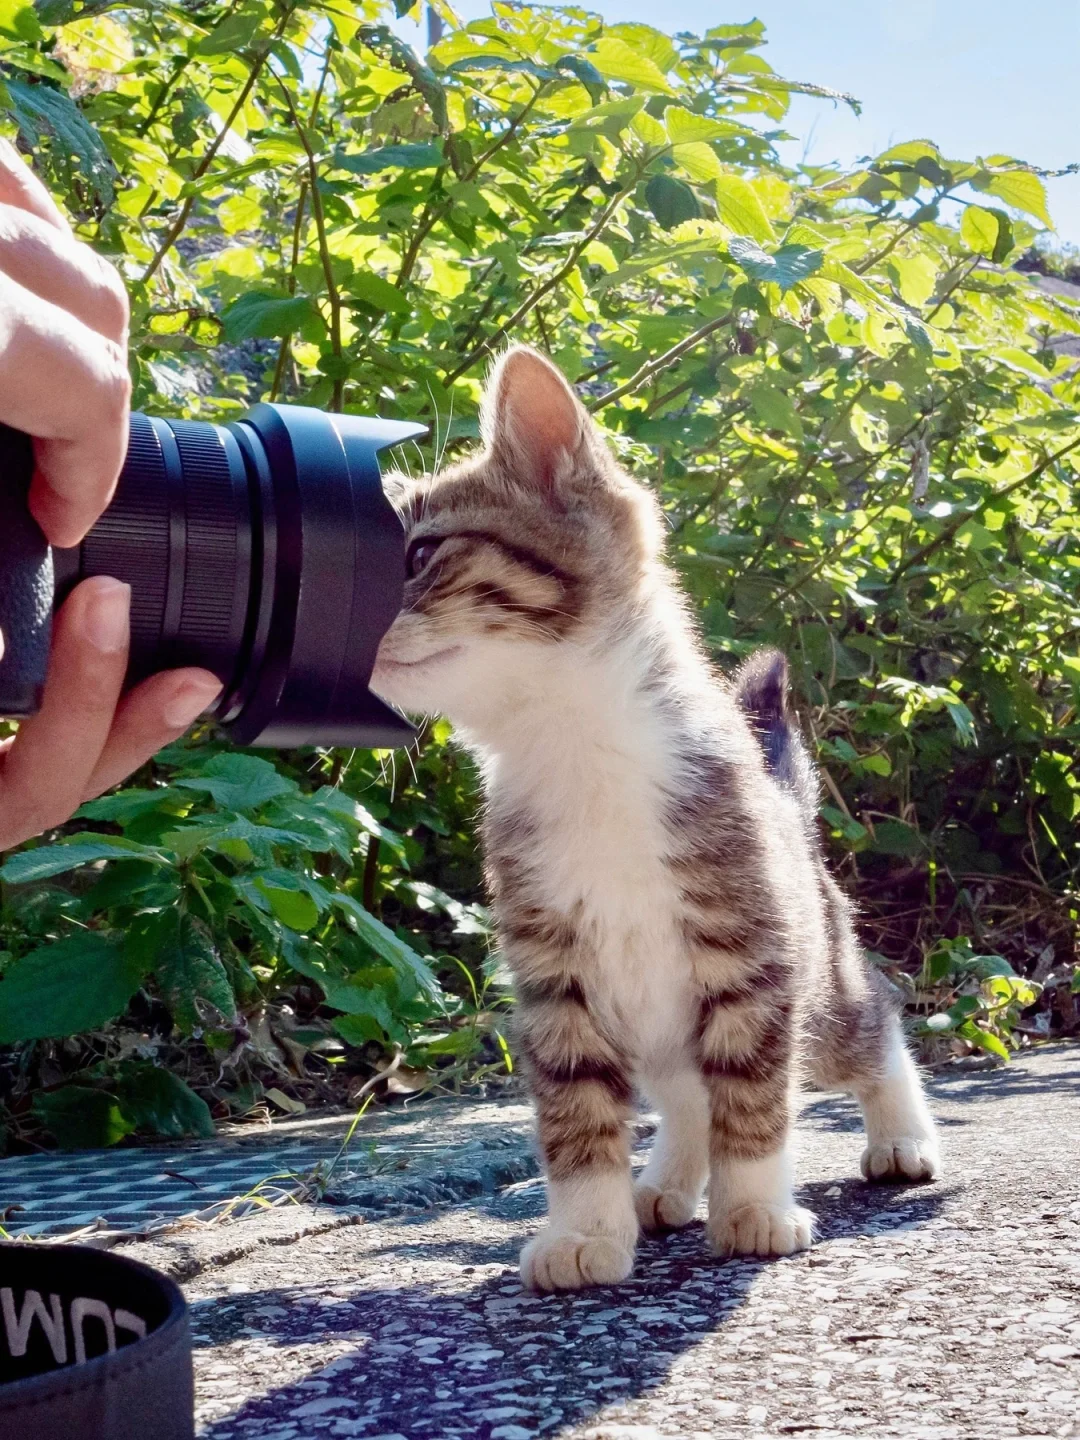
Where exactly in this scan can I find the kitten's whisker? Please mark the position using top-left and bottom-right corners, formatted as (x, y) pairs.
(435, 392), (454, 475)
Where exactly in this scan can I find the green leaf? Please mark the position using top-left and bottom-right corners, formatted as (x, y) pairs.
(331, 143), (443, 175)
(587, 36), (674, 94)
(445, 55), (557, 81)
(175, 754), (297, 813)
(673, 142), (723, 184)
(645, 174), (701, 230)
(260, 885), (319, 932)
(333, 1008), (396, 1047)
(163, 813), (329, 865)
(196, 4), (268, 55)
(728, 236), (822, 292)
(32, 0), (75, 20)
(553, 53), (607, 103)
(0, 933), (148, 1043)
(421, 1028), (483, 1058)
(958, 1021), (1010, 1062)
(151, 913), (236, 1035)
(666, 106), (741, 145)
(32, 1087), (133, 1150)
(114, 1062), (214, 1140)
(76, 787), (186, 825)
(870, 820), (925, 857)
(979, 169), (1052, 228)
(0, 836), (169, 885)
(221, 291), (320, 344)
(713, 175), (775, 242)
(322, 981), (396, 1035)
(252, 870), (329, 933)
(961, 204), (1010, 261)
(3, 75), (115, 208)
(850, 402), (890, 454)
(0, 2), (42, 41)
(347, 270), (412, 317)
(332, 892), (442, 1005)
(749, 382), (802, 439)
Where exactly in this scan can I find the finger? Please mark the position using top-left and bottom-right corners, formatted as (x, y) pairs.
(82, 669), (223, 800)
(0, 271), (130, 547)
(0, 137), (71, 234)
(0, 576), (129, 850)
(0, 202), (129, 343)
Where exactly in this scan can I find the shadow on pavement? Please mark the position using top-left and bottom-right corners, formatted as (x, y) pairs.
(192, 1169), (948, 1440)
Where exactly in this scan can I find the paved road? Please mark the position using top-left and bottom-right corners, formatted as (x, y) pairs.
(181, 1045), (1080, 1440)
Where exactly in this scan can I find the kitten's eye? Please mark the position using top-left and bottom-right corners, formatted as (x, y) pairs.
(406, 538), (443, 578)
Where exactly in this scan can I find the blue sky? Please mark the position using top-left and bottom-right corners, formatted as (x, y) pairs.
(398, 1), (1080, 243)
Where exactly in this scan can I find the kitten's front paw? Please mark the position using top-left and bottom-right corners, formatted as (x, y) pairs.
(709, 1203), (815, 1258)
(861, 1137), (941, 1183)
(634, 1181), (699, 1231)
(520, 1230), (634, 1292)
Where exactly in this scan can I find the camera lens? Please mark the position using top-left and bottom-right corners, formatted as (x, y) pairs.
(51, 404), (423, 749)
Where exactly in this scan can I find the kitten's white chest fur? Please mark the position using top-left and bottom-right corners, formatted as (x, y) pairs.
(478, 648), (692, 1073)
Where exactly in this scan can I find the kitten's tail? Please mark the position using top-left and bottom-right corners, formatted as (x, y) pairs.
(733, 649), (819, 822)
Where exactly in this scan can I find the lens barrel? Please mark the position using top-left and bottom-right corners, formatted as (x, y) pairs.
(48, 404), (422, 748)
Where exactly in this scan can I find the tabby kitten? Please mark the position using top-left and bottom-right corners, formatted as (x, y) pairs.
(372, 345), (941, 1293)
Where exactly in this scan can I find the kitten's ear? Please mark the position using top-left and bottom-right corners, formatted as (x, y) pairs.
(481, 345), (588, 494)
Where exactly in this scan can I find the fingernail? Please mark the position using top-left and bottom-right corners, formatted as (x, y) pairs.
(163, 675), (222, 729)
(83, 578), (130, 653)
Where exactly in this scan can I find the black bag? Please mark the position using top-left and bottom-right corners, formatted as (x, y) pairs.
(0, 1243), (193, 1439)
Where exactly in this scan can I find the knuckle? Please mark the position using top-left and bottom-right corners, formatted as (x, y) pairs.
(97, 345), (132, 420)
(92, 257), (129, 336)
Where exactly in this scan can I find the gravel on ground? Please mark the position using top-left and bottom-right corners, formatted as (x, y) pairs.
(138, 1044), (1080, 1440)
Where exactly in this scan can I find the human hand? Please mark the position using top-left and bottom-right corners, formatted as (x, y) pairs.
(0, 140), (221, 849)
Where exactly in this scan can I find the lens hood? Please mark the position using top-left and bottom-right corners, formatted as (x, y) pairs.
(220, 404), (424, 747)
(0, 1242), (193, 1440)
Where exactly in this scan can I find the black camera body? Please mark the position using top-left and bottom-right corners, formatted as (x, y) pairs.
(0, 405), (423, 748)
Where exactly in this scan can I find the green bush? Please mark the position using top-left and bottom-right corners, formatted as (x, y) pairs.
(1, 2), (1078, 1146)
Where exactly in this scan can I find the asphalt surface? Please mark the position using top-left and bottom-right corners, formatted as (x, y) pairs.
(176, 1045), (1080, 1440)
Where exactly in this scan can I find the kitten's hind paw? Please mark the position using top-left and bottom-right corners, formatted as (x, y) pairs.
(861, 1137), (941, 1183)
(634, 1182), (699, 1231)
(520, 1231), (634, 1292)
(709, 1203), (815, 1259)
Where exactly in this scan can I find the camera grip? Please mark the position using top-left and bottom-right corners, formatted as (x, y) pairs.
(0, 425), (54, 717)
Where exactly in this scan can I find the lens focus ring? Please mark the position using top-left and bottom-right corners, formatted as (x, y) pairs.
(162, 419), (252, 684)
(81, 411), (170, 677)
(169, 421), (242, 647)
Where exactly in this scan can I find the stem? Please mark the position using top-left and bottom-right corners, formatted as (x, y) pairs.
(137, 50), (195, 138)
(141, 17), (288, 284)
(588, 308), (733, 413)
(447, 175), (642, 385)
(268, 180), (308, 403)
(395, 86), (548, 291)
(888, 432), (1080, 585)
(362, 836), (382, 915)
(276, 77), (344, 409)
(741, 401), (962, 624)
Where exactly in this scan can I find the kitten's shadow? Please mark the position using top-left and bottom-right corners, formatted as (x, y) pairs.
(193, 1174), (948, 1439)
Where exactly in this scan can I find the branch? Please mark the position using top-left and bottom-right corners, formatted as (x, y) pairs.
(587, 309), (733, 413)
(741, 402), (963, 624)
(140, 18), (287, 284)
(889, 432), (1080, 585)
(276, 76), (344, 410)
(395, 85), (548, 291)
(269, 179), (308, 403)
(445, 176), (641, 385)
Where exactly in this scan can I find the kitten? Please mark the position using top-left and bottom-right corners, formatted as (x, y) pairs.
(372, 345), (941, 1293)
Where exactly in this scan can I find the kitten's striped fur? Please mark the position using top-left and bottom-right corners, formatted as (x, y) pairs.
(372, 346), (940, 1292)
